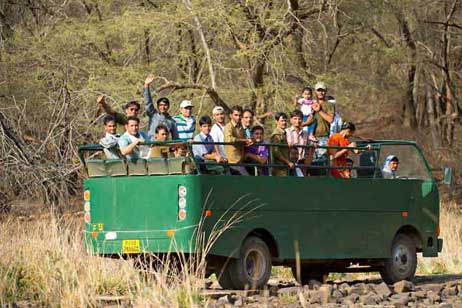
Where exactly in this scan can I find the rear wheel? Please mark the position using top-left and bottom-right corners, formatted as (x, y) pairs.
(227, 236), (272, 290)
(291, 266), (328, 285)
(380, 234), (417, 284)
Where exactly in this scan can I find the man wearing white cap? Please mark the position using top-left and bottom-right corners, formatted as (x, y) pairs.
(305, 81), (335, 159)
(210, 106), (227, 158)
(173, 100), (196, 141)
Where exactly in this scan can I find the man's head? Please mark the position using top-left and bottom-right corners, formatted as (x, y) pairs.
(180, 100), (194, 117)
(156, 97), (170, 114)
(125, 101), (140, 117)
(251, 125), (264, 143)
(125, 116), (140, 135)
(274, 112), (288, 129)
(155, 124), (169, 141)
(199, 115), (212, 135)
(389, 156), (399, 172)
(302, 86), (313, 99)
(314, 82), (327, 100)
(212, 106), (226, 125)
(103, 115), (117, 135)
(230, 105), (243, 124)
(290, 110), (303, 129)
(242, 109), (254, 128)
(341, 121), (356, 137)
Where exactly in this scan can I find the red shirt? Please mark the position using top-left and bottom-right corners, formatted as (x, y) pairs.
(327, 133), (350, 178)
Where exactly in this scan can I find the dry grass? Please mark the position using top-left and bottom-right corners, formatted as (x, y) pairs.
(0, 201), (460, 306)
(418, 201), (462, 275)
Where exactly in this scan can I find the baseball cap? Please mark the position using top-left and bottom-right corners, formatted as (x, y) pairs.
(212, 106), (225, 114)
(180, 100), (194, 108)
(315, 82), (327, 91)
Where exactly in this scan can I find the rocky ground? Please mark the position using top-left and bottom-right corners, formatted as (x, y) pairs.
(205, 275), (462, 307)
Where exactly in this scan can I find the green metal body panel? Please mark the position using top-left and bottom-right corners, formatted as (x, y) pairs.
(84, 176), (440, 261)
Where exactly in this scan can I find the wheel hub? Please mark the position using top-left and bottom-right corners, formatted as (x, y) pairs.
(393, 244), (411, 273)
(244, 249), (266, 281)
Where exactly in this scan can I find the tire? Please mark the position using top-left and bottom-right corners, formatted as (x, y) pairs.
(228, 236), (272, 290)
(291, 266), (328, 285)
(380, 233), (417, 284)
(215, 260), (236, 290)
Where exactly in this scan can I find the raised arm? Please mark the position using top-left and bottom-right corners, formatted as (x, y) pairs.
(144, 74), (157, 117)
(97, 95), (115, 115)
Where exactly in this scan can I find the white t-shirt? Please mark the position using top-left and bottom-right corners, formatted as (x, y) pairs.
(210, 123), (226, 157)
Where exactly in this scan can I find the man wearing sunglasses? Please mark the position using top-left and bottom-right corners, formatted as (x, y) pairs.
(97, 95), (140, 126)
(305, 82), (335, 159)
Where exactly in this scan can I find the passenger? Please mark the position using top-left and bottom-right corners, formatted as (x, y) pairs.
(174, 100), (196, 141)
(144, 74), (179, 140)
(286, 110), (312, 176)
(99, 115), (121, 159)
(327, 96), (343, 137)
(224, 105), (253, 175)
(295, 86), (317, 143)
(305, 82), (335, 160)
(245, 126), (269, 176)
(270, 112), (295, 176)
(242, 109), (254, 139)
(192, 116), (225, 163)
(345, 158), (356, 178)
(117, 116), (149, 160)
(327, 122), (361, 178)
(150, 124), (171, 158)
(97, 95), (140, 125)
(382, 155), (399, 179)
(210, 106), (227, 158)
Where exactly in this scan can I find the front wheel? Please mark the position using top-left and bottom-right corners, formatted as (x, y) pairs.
(227, 236), (272, 290)
(380, 234), (417, 284)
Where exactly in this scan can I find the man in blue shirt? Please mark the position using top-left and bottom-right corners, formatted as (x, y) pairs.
(117, 116), (149, 160)
(192, 116), (224, 163)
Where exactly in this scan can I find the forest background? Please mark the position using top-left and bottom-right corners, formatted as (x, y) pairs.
(0, 0), (462, 210)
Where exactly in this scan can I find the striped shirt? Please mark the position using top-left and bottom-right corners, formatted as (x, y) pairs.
(286, 126), (309, 161)
(173, 114), (196, 141)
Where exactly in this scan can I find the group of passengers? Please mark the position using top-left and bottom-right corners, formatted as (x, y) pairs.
(97, 74), (400, 178)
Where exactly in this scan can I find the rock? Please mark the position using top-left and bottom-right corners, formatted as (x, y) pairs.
(413, 290), (427, 299)
(424, 283), (444, 294)
(348, 283), (368, 295)
(438, 304), (453, 308)
(373, 282), (392, 298)
(217, 295), (229, 304)
(308, 279), (322, 290)
(268, 285), (278, 297)
(307, 290), (321, 304)
(359, 292), (380, 305)
(442, 286), (458, 297)
(393, 280), (415, 293)
(319, 284), (332, 305)
(233, 296), (244, 306)
(342, 293), (359, 305)
(426, 290), (441, 304)
(277, 286), (300, 296)
(390, 293), (410, 306)
(331, 290), (343, 301)
(338, 282), (350, 295)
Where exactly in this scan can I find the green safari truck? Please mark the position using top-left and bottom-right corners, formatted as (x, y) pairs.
(79, 140), (442, 289)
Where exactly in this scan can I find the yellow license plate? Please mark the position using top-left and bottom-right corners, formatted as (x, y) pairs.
(122, 240), (140, 254)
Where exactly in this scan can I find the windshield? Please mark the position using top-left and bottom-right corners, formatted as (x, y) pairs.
(378, 144), (432, 180)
